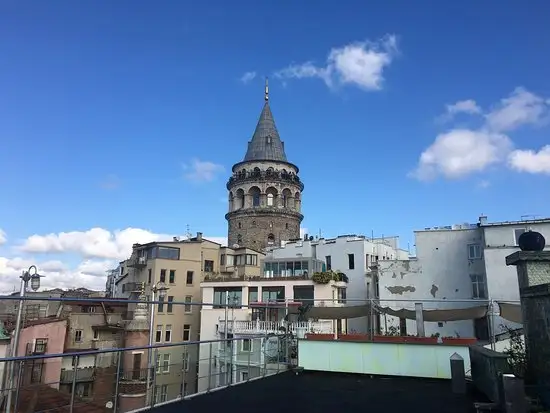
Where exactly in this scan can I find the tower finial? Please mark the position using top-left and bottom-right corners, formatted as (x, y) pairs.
(265, 77), (269, 102)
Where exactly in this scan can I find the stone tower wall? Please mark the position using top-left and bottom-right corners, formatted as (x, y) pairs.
(226, 161), (303, 250)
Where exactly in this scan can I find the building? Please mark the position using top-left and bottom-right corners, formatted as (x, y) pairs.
(266, 234), (410, 333)
(226, 80), (304, 250)
(197, 273), (344, 393)
(0, 321), (11, 405)
(377, 215), (550, 339)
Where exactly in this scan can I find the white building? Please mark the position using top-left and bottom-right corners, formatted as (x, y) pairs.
(197, 276), (346, 393)
(377, 215), (550, 339)
(268, 235), (409, 333)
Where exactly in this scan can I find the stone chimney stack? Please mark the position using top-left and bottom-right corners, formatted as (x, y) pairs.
(505, 230), (550, 407)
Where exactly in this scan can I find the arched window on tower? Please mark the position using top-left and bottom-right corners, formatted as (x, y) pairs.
(266, 187), (277, 207)
(282, 189), (291, 208)
(249, 186), (260, 207)
(267, 233), (275, 245)
(235, 189), (245, 210)
(237, 234), (243, 245)
(238, 222), (242, 229)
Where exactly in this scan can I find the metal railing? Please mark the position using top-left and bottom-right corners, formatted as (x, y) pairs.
(0, 293), (523, 413)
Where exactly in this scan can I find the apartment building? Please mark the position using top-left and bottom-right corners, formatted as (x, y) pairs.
(197, 263), (349, 392)
(377, 215), (550, 339)
(267, 234), (410, 333)
(113, 233), (263, 399)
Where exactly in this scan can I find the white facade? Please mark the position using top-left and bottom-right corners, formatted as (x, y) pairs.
(197, 279), (343, 393)
(377, 216), (550, 339)
(269, 235), (409, 333)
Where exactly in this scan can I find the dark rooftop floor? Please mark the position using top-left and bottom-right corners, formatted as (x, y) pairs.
(154, 370), (478, 413)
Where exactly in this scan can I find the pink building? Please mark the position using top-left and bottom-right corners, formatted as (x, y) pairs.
(17, 318), (67, 389)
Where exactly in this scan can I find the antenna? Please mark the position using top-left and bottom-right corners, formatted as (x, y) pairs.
(265, 77), (269, 102)
(185, 224), (192, 239)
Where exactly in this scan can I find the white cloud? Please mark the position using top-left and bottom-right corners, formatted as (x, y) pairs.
(485, 87), (550, 133)
(477, 179), (491, 189)
(183, 158), (225, 183)
(240, 71), (257, 84)
(1, 227), (228, 293)
(19, 227), (227, 260)
(412, 87), (550, 180)
(275, 35), (398, 91)
(0, 229), (6, 245)
(508, 145), (550, 175)
(411, 129), (512, 181)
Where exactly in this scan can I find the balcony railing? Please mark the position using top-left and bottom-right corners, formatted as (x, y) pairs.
(60, 367), (95, 383)
(218, 320), (334, 335)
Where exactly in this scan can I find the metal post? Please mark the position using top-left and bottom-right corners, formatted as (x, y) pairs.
(69, 355), (79, 413)
(247, 344), (251, 380)
(13, 360), (23, 413)
(150, 348), (158, 407)
(113, 349), (122, 413)
(415, 303), (425, 337)
(5, 274), (27, 413)
(145, 288), (155, 406)
(368, 298), (373, 340)
(224, 292), (229, 385)
(489, 300), (496, 351)
(207, 342), (212, 391)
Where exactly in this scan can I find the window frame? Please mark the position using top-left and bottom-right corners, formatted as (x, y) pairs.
(468, 243), (482, 260)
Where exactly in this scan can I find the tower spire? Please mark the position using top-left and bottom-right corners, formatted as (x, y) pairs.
(264, 77), (269, 102)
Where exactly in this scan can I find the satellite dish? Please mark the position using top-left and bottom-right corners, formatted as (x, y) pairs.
(105, 401), (113, 409)
(263, 336), (279, 359)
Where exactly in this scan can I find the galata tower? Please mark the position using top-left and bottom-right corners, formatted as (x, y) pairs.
(226, 80), (304, 250)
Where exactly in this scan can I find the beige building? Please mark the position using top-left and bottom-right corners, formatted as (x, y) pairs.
(115, 233), (265, 401)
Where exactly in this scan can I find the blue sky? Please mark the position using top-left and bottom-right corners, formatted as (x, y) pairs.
(1, 0), (549, 290)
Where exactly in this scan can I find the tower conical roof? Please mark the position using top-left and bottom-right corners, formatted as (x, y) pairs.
(243, 80), (288, 162)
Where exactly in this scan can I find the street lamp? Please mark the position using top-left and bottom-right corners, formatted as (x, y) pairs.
(145, 281), (168, 406)
(6, 265), (43, 413)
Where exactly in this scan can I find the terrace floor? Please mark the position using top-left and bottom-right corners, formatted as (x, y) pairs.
(154, 370), (479, 413)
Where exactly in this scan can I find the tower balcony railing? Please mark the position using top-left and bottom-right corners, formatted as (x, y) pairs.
(227, 171), (304, 191)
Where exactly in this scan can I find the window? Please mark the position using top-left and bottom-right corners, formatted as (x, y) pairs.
(155, 325), (162, 343)
(184, 296), (192, 313)
(204, 260), (214, 272)
(234, 254), (258, 266)
(148, 269), (152, 284)
(155, 247), (180, 260)
(337, 287), (347, 304)
(241, 339), (252, 352)
(167, 296), (174, 313)
(74, 330), (83, 343)
(183, 352), (190, 372)
(471, 274), (487, 299)
(155, 384), (168, 403)
(160, 269), (166, 283)
(183, 324), (191, 341)
(262, 286), (285, 302)
(220, 254), (226, 265)
(248, 287), (258, 303)
(169, 270), (176, 283)
(132, 353), (142, 380)
(156, 354), (162, 373)
(93, 330), (99, 340)
(158, 296), (165, 312)
(186, 271), (194, 285)
(30, 361), (43, 383)
(348, 253), (355, 269)
(237, 234), (243, 244)
(293, 285), (314, 305)
(162, 353), (170, 373)
(514, 228), (526, 245)
(325, 256), (332, 271)
(399, 318), (407, 336)
(165, 325), (172, 342)
(213, 288), (243, 308)
(468, 244), (482, 260)
(267, 233), (275, 245)
(241, 371), (249, 381)
(365, 254), (370, 267)
(267, 193), (274, 206)
(252, 192), (260, 207)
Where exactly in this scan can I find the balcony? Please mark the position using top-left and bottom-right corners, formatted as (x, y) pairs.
(127, 256), (147, 268)
(60, 367), (95, 383)
(218, 320), (334, 335)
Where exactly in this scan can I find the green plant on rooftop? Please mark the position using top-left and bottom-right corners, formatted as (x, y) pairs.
(501, 325), (526, 378)
(311, 271), (349, 284)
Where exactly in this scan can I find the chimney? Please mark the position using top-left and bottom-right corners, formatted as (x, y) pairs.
(196, 232), (203, 241)
(479, 215), (488, 225)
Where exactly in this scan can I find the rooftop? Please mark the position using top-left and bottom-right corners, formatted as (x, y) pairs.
(153, 370), (477, 413)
